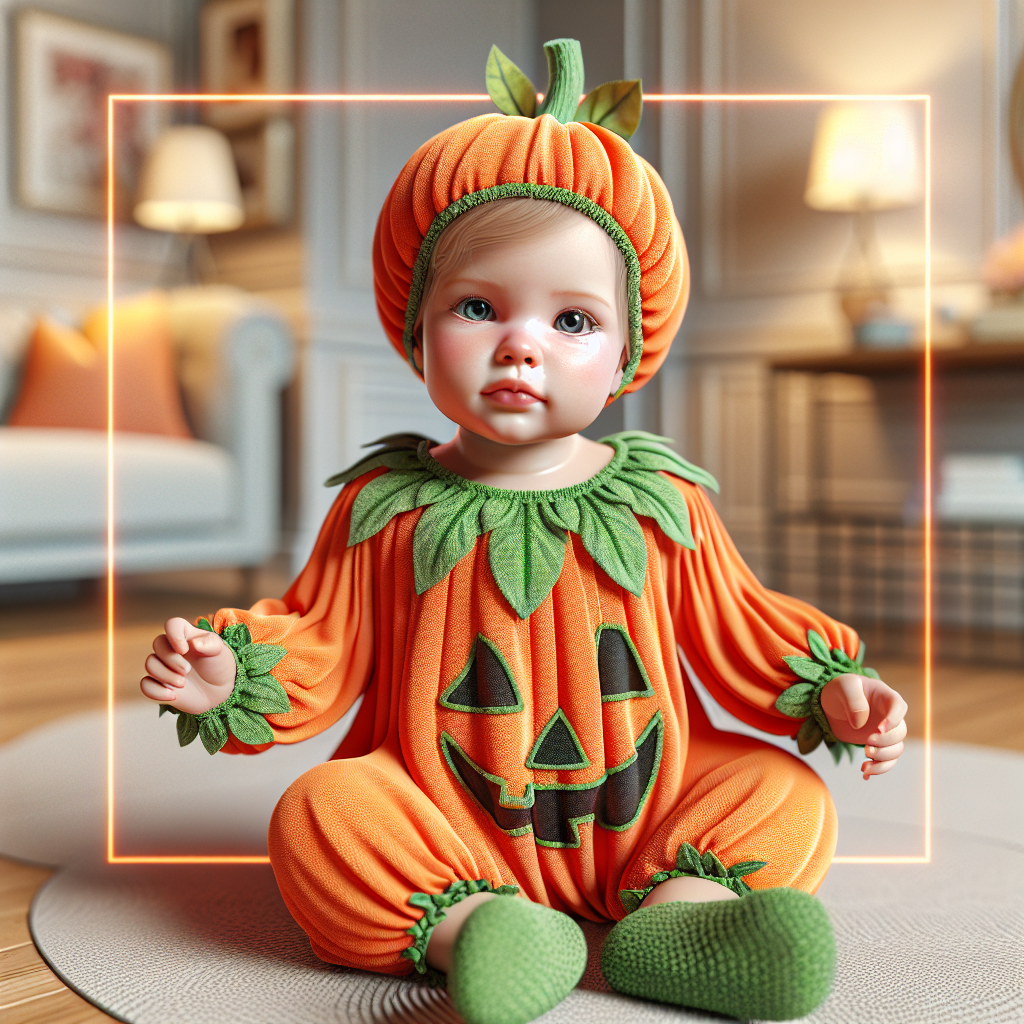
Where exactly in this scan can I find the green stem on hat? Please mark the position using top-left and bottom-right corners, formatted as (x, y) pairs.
(538, 38), (585, 123)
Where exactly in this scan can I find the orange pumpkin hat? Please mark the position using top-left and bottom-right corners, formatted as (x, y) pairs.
(372, 39), (689, 397)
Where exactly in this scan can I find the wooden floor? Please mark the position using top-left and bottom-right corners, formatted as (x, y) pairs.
(1, 565), (1021, 1022)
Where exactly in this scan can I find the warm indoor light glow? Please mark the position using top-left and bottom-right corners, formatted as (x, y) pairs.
(134, 124), (244, 233)
(805, 101), (920, 212)
(108, 92), (932, 867)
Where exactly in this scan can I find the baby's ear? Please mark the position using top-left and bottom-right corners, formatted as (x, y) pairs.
(411, 337), (424, 373)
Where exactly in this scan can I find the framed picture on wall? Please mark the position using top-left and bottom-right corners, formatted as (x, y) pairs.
(16, 9), (172, 219)
(199, 0), (295, 131)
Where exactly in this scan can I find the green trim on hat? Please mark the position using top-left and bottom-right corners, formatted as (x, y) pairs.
(402, 183), (644, 397)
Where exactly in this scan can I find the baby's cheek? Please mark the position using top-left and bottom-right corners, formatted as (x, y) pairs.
(556, 339), (622, 390)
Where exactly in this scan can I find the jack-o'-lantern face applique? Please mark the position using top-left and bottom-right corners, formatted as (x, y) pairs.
(439, 628), (663, 849)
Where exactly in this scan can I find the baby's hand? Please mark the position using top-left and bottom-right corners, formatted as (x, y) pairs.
(140, 617), (236, 715)
(819, 674), (908, 781)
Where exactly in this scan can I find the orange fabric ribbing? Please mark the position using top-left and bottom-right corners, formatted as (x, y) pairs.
(372, 113), (689, 394)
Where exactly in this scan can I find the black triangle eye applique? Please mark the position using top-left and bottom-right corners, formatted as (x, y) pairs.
(596, 624), (655, 702)
(439, 635), (524, 714)
(526, 708), (591, 770)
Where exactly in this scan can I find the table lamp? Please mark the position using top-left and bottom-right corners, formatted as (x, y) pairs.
(134, 125), (244, 283)
(805, 102), (920, 341)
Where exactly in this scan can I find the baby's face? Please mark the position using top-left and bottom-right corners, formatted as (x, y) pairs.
(416, 213), (627, 446)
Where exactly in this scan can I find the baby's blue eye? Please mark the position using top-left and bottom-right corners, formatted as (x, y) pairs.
(554, 310), (596, 335)
(455, 298), (494, 321)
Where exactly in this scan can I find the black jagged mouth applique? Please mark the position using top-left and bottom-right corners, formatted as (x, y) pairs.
(596, 710), (663, 830)
(439, 634), (524, 714)
(440, 709), (664, 849)
(438, 733), (534, 837)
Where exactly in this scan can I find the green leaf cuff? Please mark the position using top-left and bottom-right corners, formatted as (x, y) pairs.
(158, 618), (290, 755)
(618, 842), (766, 915)
(402, 878), (520, 975)
(775, 629), (877, 765)
(329, 431), (718, 620)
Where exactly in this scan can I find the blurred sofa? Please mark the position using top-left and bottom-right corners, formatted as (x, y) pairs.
(0, 286), (294, 584)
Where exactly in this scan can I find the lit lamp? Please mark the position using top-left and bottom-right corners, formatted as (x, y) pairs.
(134, 125), (244, 283)
(805, 102), (920, 344)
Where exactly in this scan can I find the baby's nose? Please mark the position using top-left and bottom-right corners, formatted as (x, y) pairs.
(495, 320), (545, 367)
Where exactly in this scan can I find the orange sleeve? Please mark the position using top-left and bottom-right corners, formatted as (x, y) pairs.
(210, 474), (379, 753)
(659, 477), (861, 736)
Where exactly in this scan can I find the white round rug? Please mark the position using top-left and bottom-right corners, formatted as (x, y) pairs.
(4, 703), (1023, 1023)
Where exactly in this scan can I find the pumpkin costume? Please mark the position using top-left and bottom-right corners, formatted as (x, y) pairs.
(164, 40), (866, 1022)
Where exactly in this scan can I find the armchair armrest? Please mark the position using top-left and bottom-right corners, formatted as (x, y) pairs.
(167, 285), (296, 561)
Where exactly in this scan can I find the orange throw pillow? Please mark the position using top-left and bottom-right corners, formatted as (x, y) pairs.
(7, 292), (192, 438)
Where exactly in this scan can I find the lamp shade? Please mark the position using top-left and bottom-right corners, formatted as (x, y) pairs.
(805, 102), (920, 212)
(134, 126), (244, 233)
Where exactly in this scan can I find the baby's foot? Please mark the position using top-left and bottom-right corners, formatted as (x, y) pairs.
(600, 887), (835, 1021)
(448, 897), (586, 1024)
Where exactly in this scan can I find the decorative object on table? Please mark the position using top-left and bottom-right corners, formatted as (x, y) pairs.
(805, 101), (921, 346)
(937, 454), (1024, 524)
(970, 223), (1024, 342)
(198, 0), (297, 229)
(15, 9), (171, 220)
(134, 125), (245, 282)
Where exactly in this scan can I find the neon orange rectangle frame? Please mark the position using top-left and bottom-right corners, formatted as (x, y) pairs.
(107, 91), (932, 866)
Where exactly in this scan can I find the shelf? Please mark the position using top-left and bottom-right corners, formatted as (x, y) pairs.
(770, 341), (1024, 376)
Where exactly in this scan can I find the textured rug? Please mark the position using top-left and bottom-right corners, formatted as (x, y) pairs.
(4, 697), (1023, 1023)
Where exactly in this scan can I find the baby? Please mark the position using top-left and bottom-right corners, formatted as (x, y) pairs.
(141, 40), (907, 1024)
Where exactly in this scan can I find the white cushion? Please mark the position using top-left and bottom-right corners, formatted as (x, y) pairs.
(0, 427), (235, 541)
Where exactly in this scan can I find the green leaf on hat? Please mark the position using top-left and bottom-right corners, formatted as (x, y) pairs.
(485, 44), (537, 118)
(575, 79), (643, 140)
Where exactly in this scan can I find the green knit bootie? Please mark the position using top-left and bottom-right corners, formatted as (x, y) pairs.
(448, 896), (587, 1024)
(601, 888), (835, 1021)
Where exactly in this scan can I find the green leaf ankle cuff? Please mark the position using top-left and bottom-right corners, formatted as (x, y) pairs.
(775, 628), (877, 764)
(159, 618), (290, 754)
(402, 878), (520, 975)
(618, 842), (766, 914)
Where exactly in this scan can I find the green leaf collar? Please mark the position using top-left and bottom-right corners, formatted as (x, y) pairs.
(159, 619), (290, 755)
(775, 628), (879, 765)
(329, 431), (718, 620)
